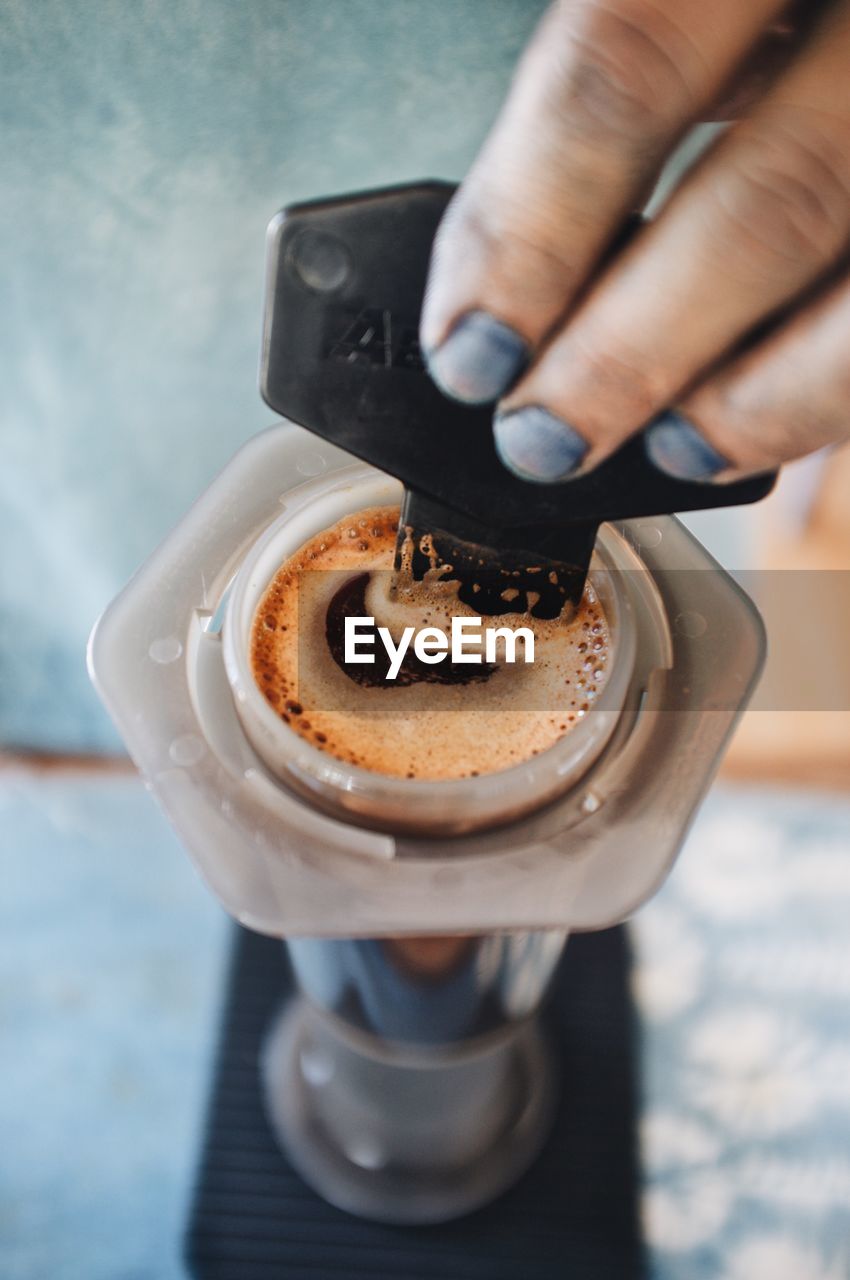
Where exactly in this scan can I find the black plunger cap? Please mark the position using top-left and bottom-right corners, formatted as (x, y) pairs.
(260, 182), (774, 616)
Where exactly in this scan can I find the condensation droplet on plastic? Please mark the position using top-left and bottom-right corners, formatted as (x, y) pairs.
(345, 1136), (386, 1170)
(296, 451), (327, 477)
(300, 1046), (334, 1087)
(675, 610), (708, 638)
(581, 791), (602, 815)
(149, 635), (183, 664)
(169, 734), (205, 766)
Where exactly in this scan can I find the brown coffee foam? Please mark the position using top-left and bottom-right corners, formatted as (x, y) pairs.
(250, 506), (610, 781)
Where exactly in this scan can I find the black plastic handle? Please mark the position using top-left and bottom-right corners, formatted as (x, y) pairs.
(260, 181), (775, 612)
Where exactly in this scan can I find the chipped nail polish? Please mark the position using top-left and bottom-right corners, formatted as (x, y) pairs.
(425, 311), (529, 405)
(644, 411), (727, 481)
(494, 405), (588, 483)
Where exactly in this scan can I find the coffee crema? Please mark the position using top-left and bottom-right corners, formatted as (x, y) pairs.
(250, 506), (610, 781)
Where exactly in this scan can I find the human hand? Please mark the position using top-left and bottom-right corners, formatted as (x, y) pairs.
(422, 0), (850, 483)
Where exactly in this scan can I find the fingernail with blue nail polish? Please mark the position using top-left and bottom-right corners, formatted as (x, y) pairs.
(644, 411), (727, 481)
(425, 311), (529, 405)
(494, 406), (588, 483)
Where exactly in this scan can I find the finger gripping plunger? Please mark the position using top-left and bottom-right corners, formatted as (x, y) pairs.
(261, 182), (774, 616)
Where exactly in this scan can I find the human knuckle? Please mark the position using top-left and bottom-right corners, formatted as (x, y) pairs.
(707, 379), (819, 462)
(553, 1), (696, 149)
(564, 330), (661, 429)
(716, 118), (850, 273)
(731, 409), (797, 462)
(450, 181), (581, 290)
(751, 410), (829, 460)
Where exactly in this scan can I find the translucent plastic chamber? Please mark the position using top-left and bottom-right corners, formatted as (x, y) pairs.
(89, 421), (766, 938)
(221, 466), (636, 836)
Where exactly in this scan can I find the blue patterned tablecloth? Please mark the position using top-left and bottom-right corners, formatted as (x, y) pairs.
(1, 772), (849, 1278)
(635, 790), (850, 1279)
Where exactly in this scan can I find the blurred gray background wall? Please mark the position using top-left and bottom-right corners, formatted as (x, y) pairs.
(0, 0), (547, 752)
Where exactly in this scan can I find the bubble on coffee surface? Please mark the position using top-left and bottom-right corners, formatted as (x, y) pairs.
(250, 506), (610, 781)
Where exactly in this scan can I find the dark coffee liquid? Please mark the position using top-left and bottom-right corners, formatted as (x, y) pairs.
(250, 504), (611, 780)
(326, 573), (495, 688)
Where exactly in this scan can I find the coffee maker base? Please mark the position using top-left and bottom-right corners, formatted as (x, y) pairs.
(261, 996), (558, 1225)
(186, 924), (642, 1278)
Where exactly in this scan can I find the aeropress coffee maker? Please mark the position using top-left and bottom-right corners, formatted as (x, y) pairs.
(89, 184), (773, 1271)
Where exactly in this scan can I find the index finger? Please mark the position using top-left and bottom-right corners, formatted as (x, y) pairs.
(422, 0), (784, 404)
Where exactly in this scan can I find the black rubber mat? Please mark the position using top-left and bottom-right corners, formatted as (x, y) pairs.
(186, 925), (644, 1280)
